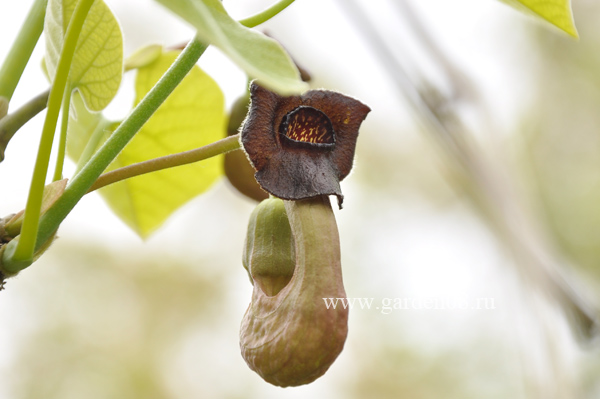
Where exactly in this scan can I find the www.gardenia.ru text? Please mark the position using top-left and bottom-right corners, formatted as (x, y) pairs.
(322, 297), (496, 314)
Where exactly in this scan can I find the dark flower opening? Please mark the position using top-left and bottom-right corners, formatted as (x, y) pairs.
(241, 82), (370, 208)
(279, 106), (335, 150)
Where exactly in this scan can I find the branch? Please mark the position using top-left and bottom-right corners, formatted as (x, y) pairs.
(0, 0), (47, 101)
(88, 134), (241, 193)
(2, 37), (209, 273)
(9, 0), (95, 269)
(0, 89), (49, 162)
(34, 39), (207, 257)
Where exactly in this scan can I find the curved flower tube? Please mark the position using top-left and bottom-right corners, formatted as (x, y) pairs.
(240, 196), (348, 387)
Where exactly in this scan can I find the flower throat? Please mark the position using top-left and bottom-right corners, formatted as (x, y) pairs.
(279, 106), (335, 148)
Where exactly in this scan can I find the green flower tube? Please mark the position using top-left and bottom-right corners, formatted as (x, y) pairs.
(240, 196), (348, 387)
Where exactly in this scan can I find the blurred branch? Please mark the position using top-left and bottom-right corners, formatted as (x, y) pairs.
(337, 0), (468, 168)
(339, 0), (598, 340)
(390, 1), (478, 104)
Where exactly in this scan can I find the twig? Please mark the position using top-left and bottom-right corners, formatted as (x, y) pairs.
(0, 89), (49, 162)
(88, 134), (241, 193)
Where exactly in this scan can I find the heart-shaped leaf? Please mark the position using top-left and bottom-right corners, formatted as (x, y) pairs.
(45, 0), (123, 111)
(97, 50), (226, 237)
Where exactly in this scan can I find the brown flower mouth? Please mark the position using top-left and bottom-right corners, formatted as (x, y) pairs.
(241, 82), (370, 207)
(279, 106), (335, 150)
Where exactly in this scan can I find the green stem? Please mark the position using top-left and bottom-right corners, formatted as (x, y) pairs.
(0, 89), (49, 162)
(88, 134), (240, 193)
(24, 38), (206, 262)
(53, 84), (72, 181)
(8, 0), (94, 270)
(74, 120), (111, 173)
(239, 0), (296, 28)
(0, 0), (47, 101)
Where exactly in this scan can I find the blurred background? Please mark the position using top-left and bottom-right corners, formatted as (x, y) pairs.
(1, 0), (600, 398)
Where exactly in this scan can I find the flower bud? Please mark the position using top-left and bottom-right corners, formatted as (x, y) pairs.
(240, 196), (348, 387)
(224, 94), (268, 202)
(0, 179), (67, 280)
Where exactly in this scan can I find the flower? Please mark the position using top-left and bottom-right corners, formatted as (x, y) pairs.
(241, 82), (370, 207)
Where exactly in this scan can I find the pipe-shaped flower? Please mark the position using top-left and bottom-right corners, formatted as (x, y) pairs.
(241, 82), (370, 207)
(240, 196), (348, 387)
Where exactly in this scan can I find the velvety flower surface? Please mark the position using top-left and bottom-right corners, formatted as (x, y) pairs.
(241, 82), (370, 207)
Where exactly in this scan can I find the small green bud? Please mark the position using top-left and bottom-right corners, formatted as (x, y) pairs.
(0, 179), (67, 278)
(3, 179), (68, 237)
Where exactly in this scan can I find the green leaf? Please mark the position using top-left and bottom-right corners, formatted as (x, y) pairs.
(98, 50), (226, 238)
(45, 0), (123, 111)
(153, 0), (307, 95)
(124, 44), (163, 71)
(499, 0), (578, 37)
